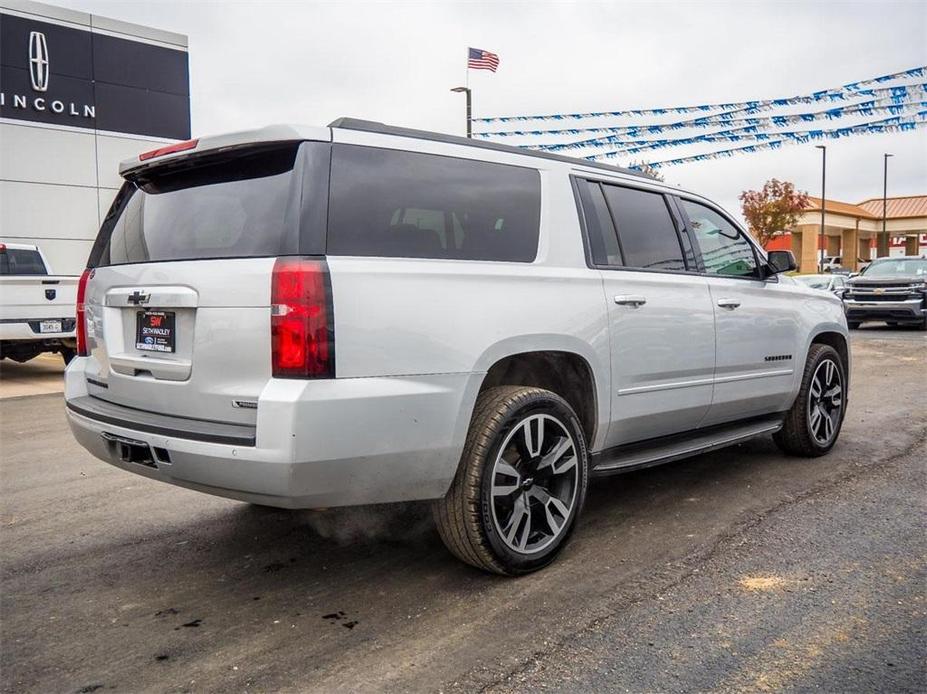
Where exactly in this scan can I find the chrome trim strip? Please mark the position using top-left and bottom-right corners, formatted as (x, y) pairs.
(617, 368), (792, 395)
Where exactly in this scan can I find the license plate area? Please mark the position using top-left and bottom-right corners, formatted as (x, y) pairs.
(136, 310), (175, 353)
(39, 320), (62, 333)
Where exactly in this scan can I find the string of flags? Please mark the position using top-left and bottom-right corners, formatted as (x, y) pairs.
(601, 113), (927, 168)
(471, 66), (927, 169)
(541, 104), (927, 155)
(477, 87), (927, 139)
(473, 66), (926, 124)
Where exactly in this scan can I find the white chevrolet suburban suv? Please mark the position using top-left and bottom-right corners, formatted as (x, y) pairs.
(65, 119), (850, 575)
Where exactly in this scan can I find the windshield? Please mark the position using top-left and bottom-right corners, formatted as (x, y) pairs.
(794, 275), (830, 290)
(861, 258), (927, 278)
(0, 248), (48, 275)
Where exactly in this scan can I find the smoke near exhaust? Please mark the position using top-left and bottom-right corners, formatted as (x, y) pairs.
(300, 502), (434, 545)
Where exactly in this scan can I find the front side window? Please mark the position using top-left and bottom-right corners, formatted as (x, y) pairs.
(680, 199), (759, 278)
(327, 145), (541, 262)
(602, 185), (686, 271)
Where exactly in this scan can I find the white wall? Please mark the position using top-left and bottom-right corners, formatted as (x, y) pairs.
(0, 120), (172, 275)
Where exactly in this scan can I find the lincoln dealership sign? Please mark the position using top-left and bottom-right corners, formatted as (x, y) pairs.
(0, 12), (190, 139)
(0, 29), (96, 118)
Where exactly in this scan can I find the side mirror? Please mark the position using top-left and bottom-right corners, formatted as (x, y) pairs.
(766, 250), (797, 274)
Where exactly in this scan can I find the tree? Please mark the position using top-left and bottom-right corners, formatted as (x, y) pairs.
(628, 160), (664, 182)
(739, 179), (809, 248)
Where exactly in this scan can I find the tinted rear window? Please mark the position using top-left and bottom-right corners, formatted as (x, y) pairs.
(327, 145), (541, 262)
(602, 185), (685, 272)
(0, 249), (47, 275)
(89, 144), (305, 267)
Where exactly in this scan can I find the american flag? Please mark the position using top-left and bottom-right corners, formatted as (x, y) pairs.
(468, 47), (500, 72)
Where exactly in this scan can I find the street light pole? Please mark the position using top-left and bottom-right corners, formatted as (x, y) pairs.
(881, 153), (893, 257)
(450, 86), (472, 138)
(815, 144), (826, 273)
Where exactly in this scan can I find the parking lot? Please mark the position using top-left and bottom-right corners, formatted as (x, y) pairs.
(1, 327), (925, 693)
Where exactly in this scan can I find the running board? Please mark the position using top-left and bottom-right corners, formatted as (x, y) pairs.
(591, 416), (784, 476)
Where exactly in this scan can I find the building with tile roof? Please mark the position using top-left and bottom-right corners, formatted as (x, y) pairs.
(765, 195), (926, 273)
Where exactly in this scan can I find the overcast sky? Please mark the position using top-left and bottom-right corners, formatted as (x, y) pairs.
(56, 0), (927, 220)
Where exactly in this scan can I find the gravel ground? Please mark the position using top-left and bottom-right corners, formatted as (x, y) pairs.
(1, 326), (925, 693)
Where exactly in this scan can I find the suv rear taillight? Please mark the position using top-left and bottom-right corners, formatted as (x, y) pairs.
(271, 257), (334, 379)
(76, 269), (91, 357)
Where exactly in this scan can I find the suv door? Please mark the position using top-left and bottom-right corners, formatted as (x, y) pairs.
(677, 197), (802, 425)
(575, 178), (715, 447)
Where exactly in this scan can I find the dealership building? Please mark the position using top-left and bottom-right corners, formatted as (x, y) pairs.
(0, 0), (190, 275)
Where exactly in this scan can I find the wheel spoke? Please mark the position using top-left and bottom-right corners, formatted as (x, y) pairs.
(503, 495), (528, 547)
(810, 405), (822, 436)
(523, 416), (544, 458)
(531, 487), (571, 536)
(536, 436), (572, 472)
(495, 460), (521, 481)
(823, 410), (835, 440)
(810, 378), (823, 399)
(553, 455), (577, 475)
(493, 482), (520, 497)
(493, 460), (521, 497)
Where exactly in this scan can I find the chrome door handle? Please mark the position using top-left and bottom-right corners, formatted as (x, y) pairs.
(614, 295), (647, 307)
(717, 298), (741, 309)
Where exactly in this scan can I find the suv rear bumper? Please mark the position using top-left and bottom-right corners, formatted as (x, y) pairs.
(844, 298), (926, 324)
(65, 359), (480, 509)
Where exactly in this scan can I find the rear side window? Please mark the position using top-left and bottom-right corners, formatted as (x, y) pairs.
(0, 249), (47, 275)
(327, 145), (541, 262)
(89, 143), (307, 267)
(575, 180), (622, 266)
(601, 185), (686, 272)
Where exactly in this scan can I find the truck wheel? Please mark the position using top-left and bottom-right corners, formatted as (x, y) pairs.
(60, 347), (76, 365)
(774, 344), (846, 457)
(433, 386), (589, 575)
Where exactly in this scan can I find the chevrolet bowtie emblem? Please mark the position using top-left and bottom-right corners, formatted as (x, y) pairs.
(127, 290), (150, 305)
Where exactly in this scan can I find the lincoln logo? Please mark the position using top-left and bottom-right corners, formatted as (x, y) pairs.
(29, 32), (49, 93)
(0, 29), (94, 119)
(127, 291), (151, 306)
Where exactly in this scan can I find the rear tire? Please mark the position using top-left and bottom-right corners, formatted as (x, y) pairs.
(774, 344), (846, 457)
(433, 386), (589, 575)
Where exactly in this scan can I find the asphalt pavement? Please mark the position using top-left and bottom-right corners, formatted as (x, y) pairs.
(1, 326), (925, 693)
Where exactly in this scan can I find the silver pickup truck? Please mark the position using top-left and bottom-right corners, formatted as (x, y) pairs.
(0, 243), (79, 364)
(843, 256), (927, 329)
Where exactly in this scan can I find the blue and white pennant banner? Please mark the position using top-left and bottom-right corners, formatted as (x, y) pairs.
(539, 103), (927, 155)
(476, 85), (927, 139)
(609, 116), (927, 169)
(472, 66), (926, 125)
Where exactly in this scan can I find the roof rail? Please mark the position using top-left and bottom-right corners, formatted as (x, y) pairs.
(327, 117), (650, 180)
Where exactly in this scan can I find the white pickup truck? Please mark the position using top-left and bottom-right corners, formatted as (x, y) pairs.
(0, 243), (79, 365)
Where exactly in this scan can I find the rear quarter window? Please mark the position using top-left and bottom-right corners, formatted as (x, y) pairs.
(327, 145), (541, 262)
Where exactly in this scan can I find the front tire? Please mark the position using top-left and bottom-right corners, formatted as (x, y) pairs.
(774, 344), (847, 457)
(433, 386), (589, 575)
